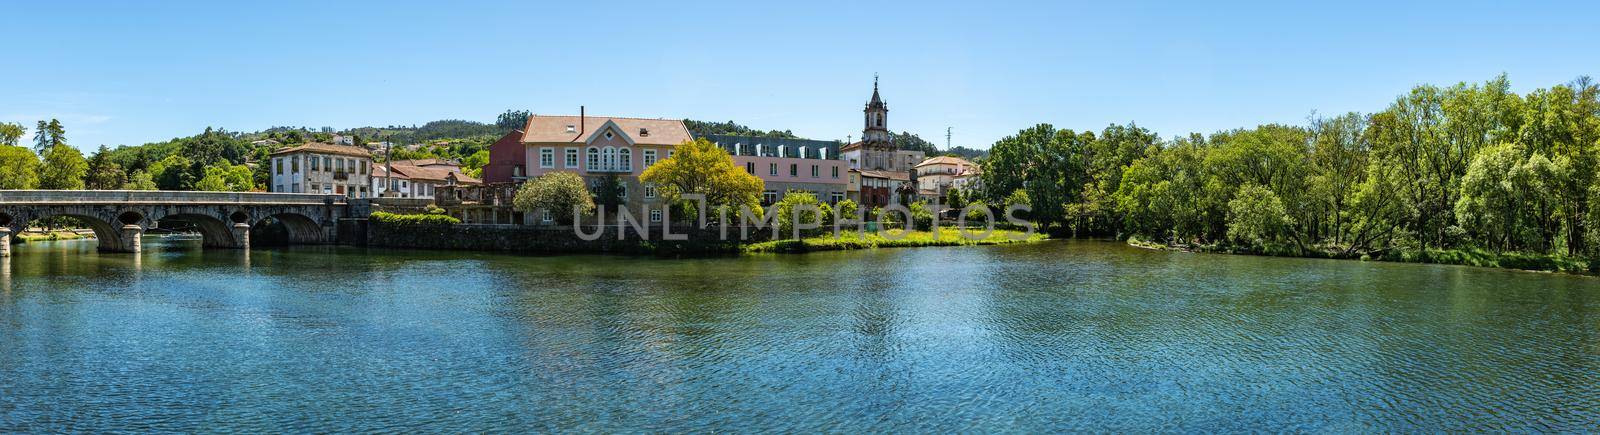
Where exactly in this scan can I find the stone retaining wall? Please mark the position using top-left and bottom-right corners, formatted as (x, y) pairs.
(358, 221), (764, 255)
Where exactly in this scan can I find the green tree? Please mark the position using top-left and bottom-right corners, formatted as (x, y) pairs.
(122, 170), (158, 190)
(639, 138), (765, 220)
(0, 145), (41, 189)
(86, 145), (128, 190)
(513, 171), (595, 225)
(497, 109), (532, 131)
(593, 173), (626, 211)
(461, 150), (489, 178)
(193, 162), (255, 192)
(1226, 184), (1295, 249)
(38, 144), (87, 190)
(0, 122), (24, 146)
(775, 191), (827, 236)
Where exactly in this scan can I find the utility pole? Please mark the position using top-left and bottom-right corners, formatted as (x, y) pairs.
(385, 134), (394, 197)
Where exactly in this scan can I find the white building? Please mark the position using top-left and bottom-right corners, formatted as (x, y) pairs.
(371, 159), (482, 199)
(269, 142), (375, 198)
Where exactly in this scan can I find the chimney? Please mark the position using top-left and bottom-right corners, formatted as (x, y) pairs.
(573, 105), (586, 142)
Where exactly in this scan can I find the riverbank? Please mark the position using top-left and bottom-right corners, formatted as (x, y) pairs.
(13, 230), (94, 243)
(743, 229), (1044, 253)
(1128, 237), (1596, 276)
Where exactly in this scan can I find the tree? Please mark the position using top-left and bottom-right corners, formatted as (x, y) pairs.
(148, 154), (194, 190)
(775, 191), (827, 236)
(122, 170), (158, 190)
(86, 145), (128, 190)
(34, 120), (49, 154)
(1226, 184), (1294, 248)
(0, 145), (41, 189)
(513, 171), (595, 225)
(461, 150), (489, 178)
(593, 173), (625, 211)
(38, 144), (87, 190)
(640, 138), (764, 220)
(0, 122), (24, 146)
(981, 124), (1086, 232)
(193, 162), (255, 192)
(497, 110), (531, 131)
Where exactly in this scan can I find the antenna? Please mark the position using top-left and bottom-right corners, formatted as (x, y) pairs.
(946, 127), (952, 151)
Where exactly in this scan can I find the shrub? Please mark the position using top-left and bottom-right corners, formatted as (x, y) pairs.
(371, 211), (461, 227)
(513, 171), (594, 225)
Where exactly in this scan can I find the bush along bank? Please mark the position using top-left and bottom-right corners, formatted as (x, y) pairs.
(744, 229), (1045, 254)
(1127, 236), (1596, 276)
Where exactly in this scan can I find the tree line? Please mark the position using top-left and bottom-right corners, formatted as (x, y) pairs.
(972, 74), (1600, 262)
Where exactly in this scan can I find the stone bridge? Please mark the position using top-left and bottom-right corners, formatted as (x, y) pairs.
(0, 190), (350, 256)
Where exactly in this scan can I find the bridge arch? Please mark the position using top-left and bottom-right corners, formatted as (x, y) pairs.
(153, 212), (241, 248)
(252, 212), (327, 245)
(3, 210), (127, 251)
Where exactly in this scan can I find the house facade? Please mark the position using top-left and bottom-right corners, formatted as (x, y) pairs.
(517, 114), (694, 223)
(700, 134), (848, 206)
(481, 129), (526, 185)
(372, 159), (483, 199)
(914, 156), (979, 202)
(269, 142), (375, 198)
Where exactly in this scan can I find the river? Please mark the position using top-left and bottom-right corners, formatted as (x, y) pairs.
(1, 238), (1597, 431)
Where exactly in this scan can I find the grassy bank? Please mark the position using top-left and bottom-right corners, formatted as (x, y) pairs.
(1128, 237), (1595, 275)
(744, 229), (1045, 253)
(14, 231), (95, 243)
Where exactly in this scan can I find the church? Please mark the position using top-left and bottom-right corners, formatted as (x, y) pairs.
(841, 78), (925, 208)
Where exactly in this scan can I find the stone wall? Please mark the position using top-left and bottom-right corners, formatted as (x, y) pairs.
(359, 221), (762, 255)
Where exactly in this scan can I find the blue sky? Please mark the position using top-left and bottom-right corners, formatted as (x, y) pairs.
(4, 0), (1598, 151)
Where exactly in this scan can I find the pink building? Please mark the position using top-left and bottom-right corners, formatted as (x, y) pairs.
(515, 113), (693, 223)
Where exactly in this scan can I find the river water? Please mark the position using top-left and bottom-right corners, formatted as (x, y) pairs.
(1, 238), (1597, 432)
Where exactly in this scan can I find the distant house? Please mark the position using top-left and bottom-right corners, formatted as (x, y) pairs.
(269, 142), (374, 198)
(914, 156), (980, 202)
(855, 169), (910, 209)
(372, 159), (482, 199)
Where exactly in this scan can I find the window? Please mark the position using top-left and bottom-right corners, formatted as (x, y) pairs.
(292, 182), (300, 192)
(619, 148), (631, 172)
(832, 166), (840, 178)
(601, 147), (617, 171)
(586, 147), (599, 171)
(644, 183), (657, 198)
(746, 162), (755, 174)
(323, 157), (331, 170)
(336, 158), (344, 172)
(811, 165), (819, 178)
(667, 150), (674, 159)
(541, 209), (553, 223)
(616, 183), (627, 199)
(360, 160), (368, 175)
(769, 163), (778, 176)
(830, 192), (844, 204)
(790, 164), (798, 177)
(643, 149), (657, 167)
(604, 130), (614, 140)
(565, 148), (579, 168)
(540, 147), (555, 168)
(650, 209), (663, 223)
(275, 158), (283, 175)
(311, 157), (319, 171)
(763, 190), (778, 205)
(291, 156), (300, 173)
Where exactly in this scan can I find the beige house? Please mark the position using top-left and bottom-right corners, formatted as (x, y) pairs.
(372, 159), (483, 199)
(270, 142), (374, 198)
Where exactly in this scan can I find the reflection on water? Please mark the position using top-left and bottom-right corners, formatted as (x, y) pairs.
(1, 238), (1598, 432)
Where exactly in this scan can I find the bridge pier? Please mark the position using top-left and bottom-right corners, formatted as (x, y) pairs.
(101, 224), (143, 253)
(0, 227), (10, 257)
(232, 223), (251, 250)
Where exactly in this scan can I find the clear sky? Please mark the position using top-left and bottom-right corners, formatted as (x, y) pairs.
(4, 0), (1598, 151)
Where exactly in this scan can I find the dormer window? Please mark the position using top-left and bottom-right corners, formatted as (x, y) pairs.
(639, 128), (649, 137)
(565, 124), (576, 133)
